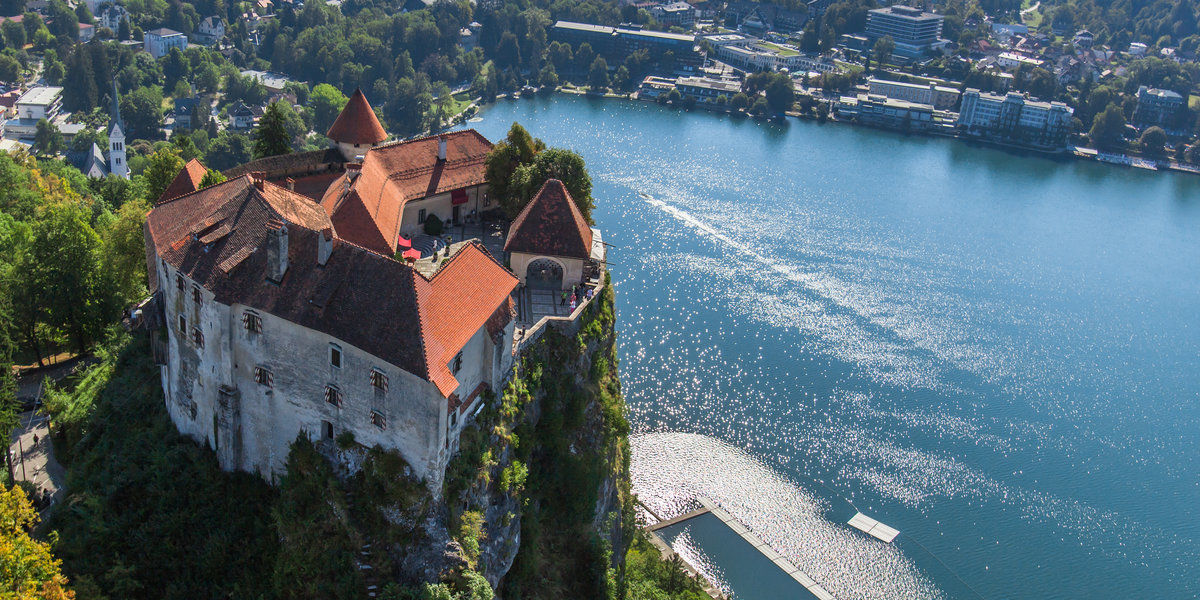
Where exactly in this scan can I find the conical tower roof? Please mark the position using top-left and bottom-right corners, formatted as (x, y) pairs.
(326, 89), (387, 146)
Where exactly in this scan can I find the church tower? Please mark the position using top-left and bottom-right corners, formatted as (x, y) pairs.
(108, 83), (129, 179)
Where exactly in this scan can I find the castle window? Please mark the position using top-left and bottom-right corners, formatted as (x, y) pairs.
(242, 311), (262, 333)
(191, 327), (204, 348)
(452, 351), (463, 375)
(330, 344), (342, 368)
(324, 385), (342, 407)
(418, 209), (426, 223)
(322, 421), (334, 439)
(370, 369), (388, 392)
(192, 284), (202, 305)
(176, 274), (184, 291)
(254, 367), (273, 387)
(178, 314), (186, 333)
(370, 410), (387, 430)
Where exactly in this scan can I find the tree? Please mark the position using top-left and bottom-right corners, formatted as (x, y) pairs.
(512, 148), (594, 222)
(731, 92), (750, 111)
(30, 201), (105, 353)
(253, 102), (294, 159)
(142, 148), (185, 201)
(33, 119), (62, 155)
(588, 56), (609, 92)
(308, 83), (348, 135)
(199, 169), (226, 188)
(765, 74), (795, 114)
(1088, 103), (1127, 150)
(0, 53), (19, 83)
(119, 86), (164, 140)
(2, 20), (24, 47)
(117, 16), (130, 41)
(98, 198), (151, 306)
(487, 123), (544, 214)
(1138, 126), (1167, 156)
(204, 132), (253, 171)
(0, 485), (75, 599)
(872, 35), (895, 68)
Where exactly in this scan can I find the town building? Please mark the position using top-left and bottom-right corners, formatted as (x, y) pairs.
(715, 42), (835, 73)
(675, 76), (742, 103)
(144, 27), (187, 58)
(995, 51), (1044, 70)
(1127, 42), (1148, 56)
(172, 96), (199, 129)
(195, 16), (226, 43)
(240, 70), (292, 93)
(723, 1), (806, 32)
(835, 93), (952, 132)
(1132, 85), (1184, 129)
(143, 90), (601, 493)
(864, 5), (946, 58)
(550, 21), (700, 68)
(228, 101), (262, 130)
(78, 23), (95, 42)
(867, 77), (959, 110)
(956, 89), (1074, 148)
(15, 86), (62, 121)
(652, 1), (696, 27)
(98, 4), (128, 32)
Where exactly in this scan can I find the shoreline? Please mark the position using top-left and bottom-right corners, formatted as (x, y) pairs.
(478, 87), (1199, 177)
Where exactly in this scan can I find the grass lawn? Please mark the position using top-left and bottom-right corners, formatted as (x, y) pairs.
(758, 41), (799, 56)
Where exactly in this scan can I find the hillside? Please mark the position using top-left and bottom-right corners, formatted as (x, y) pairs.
(38, 275), (708, 599)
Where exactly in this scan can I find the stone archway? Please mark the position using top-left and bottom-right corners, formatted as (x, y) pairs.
(526, 257), (564, 290)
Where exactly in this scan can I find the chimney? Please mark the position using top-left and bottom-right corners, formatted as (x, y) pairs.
(285, 177), (295, 191)
(317, 227), (334, 266)
(251, 171), (266, 191)
(343, 163), (361, 193)
(266, 222), (288, 283)
(437, 136), (447, 161)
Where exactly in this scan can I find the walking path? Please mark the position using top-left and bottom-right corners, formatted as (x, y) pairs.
(9, 409), (66, 513)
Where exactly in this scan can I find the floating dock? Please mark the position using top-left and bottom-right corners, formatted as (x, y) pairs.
(847, 512), (899, 543)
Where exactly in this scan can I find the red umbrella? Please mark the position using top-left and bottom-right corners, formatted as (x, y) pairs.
(396, 235), (412, 249)
(402, 248), (422, 262)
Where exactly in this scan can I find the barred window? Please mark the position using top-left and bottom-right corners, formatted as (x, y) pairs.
(242, 311), (262, 333)
(192, 284), (202, 305)
(452, 351), (463, 375)
(370, 369), (388, 392)
(191, 327), (204, 348)
(254, 367), (273, 387)
(178, 314), (187, 333)
(324, 385), (342, 407)
(370, 410), (387, 430)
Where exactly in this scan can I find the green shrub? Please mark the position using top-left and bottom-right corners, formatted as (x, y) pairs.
(424, 214), (444, 235)
(335, 430), (356, 449)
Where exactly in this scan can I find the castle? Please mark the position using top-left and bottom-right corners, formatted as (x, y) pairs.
(143, 91), (601, 492)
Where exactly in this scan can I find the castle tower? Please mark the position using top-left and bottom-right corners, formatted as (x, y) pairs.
(326, 88), (388, 161)
(108, 83), (129, 179)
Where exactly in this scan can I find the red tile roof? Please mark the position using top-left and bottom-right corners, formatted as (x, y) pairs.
(504, 179), (593, 259)
(146, 175), (516, 399)
(325, 89), (387, 146)
(415, 242), (518, 396)
(158, 158), (210, 203)
(320, 130), (493, 255)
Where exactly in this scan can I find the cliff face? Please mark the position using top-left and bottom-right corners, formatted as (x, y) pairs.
(365, 277), (631, 596)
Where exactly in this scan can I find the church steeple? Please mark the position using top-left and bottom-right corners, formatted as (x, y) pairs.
(108, 82), (129, 179)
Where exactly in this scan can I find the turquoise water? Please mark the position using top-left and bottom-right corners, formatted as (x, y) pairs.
(655, 511), (818, 599)
(469, 95), (1200, 599)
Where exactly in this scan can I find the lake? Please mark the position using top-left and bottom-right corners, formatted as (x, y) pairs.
(468, 94), (1200, 600)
